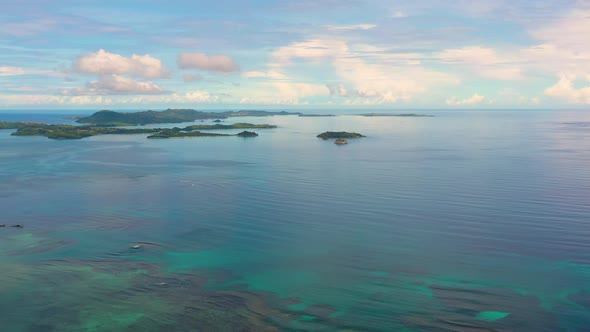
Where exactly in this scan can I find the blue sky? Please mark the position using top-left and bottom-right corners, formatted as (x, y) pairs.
(1, 0), (589, 110)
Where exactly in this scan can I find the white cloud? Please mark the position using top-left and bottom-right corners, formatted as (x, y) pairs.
(62, 75), (167, 95)
(238, 82), (328, 105)
(438, 47), (523, 80)
(446, 94), (486, 106)
(177, 53), (240, 73)
(272, 39), (347, 64)
(0, 66), (25, 76)
(0, 94), (113, 106)
(74, 49), (171, 79)
(242, 70), (287, 79)
(271, 38), (458, 104)
(125, 90), (216, 104)
(545, 73), (590, 104)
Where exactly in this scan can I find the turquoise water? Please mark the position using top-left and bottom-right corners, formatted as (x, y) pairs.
(1, 110), (590, 331)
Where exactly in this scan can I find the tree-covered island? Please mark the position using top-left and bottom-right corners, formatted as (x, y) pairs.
(5, 122), (273, 140)
(76, 109), (299, 125)
(317, 131), (365, 139)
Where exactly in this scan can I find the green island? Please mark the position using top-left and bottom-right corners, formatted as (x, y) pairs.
(183, 123), (276, 130)
(11, 124), (162, 139)
(0, 121), (43, 129)
(147, 129), (259, 139)
(4, 122), (274, 140)
(317, 131), (365, 139)
(76, 109), (300, 125)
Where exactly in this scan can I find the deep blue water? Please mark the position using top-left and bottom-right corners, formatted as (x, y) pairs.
(1, 110), (590, 331)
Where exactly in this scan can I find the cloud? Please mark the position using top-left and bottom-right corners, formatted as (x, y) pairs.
(182, 73), (203, 82)
(438, 47), (523, 80)
(323, 24), (376, 31)
(446, 94), (486, 106)
(0, 66), (25, 76)
(0, 94), (113, 106)
(125, 90), (216, 104)
(242, 70), (287, 79)
(0, 91), (217, 106)
(177, 53), (240, 73)
(327, 84), (380, 98)
(545, 73), (590, 104)
(0, 18), (58, 37)
(238, 82), (328, 105)
(74, 49), (171, 79)
(271, 38), (458, 104)
(62, 75), (167, 95)
(272, 39), (347, 64)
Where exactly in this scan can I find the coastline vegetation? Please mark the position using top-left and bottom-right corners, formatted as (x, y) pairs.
(76, 109), (300, 125)
(4, 122), (273, 140)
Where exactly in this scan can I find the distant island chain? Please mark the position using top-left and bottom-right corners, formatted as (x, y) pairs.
(0, 109), (431, 140)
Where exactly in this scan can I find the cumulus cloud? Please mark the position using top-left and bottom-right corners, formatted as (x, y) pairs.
(545, 73), (590, 104)
(271, 38), (458, 104)
(74, 49), (171, 79)
(177, 53), (240, 73)
(62, 75), (167, 96)
(182, 73), (203, 82)
(446, 94), (486, 106)
(0, 66), (25, 76)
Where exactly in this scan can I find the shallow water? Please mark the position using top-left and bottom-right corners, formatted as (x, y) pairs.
(1, 110), (590, 331)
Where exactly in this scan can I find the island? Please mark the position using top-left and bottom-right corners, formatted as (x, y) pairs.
(6, 122), (273, 140)
(11, 123), (162, 139)
(0, 121), (42, 129)
(299, 114), (336, 117)
(148, 129), (260, 139)
(317, 131), (365, 139)
(147, 129), (231, 139)
(76, 109), (301, 125)
(183, 123), (276, 130)
(334, 139), (348, 145)
(236, 131), (258, 137)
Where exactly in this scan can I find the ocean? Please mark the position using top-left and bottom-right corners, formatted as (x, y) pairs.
(1, 110), (589, 331)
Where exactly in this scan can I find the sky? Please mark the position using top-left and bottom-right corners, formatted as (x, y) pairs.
(1, 0), (589, 110)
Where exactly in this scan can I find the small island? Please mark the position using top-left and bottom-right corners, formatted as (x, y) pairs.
(148, 129), (260, 139)
(183, 123), (276, 130)
(147, 129), (231, 139)
(299, 114), (336, 117)
(317, 131), (365, 139)
(236, 131), (258, 137)
(334, 139), (348, 145)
